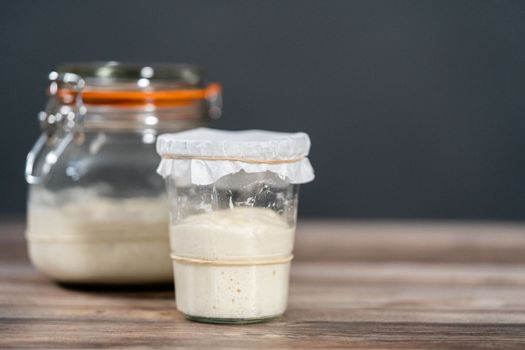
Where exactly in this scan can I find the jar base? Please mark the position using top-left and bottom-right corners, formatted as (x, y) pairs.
(183, 313), (280, 325)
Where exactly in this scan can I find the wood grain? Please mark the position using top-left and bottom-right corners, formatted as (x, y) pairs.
(1, 218), (525, 349)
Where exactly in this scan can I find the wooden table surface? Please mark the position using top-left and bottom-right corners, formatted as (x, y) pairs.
(1, 218), (525, 349)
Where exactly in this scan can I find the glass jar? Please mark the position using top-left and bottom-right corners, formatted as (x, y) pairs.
(156, 129), (314, 323)
(25, 62), (222, 284)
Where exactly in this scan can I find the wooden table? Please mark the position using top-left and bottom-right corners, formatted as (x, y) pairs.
(1, 218), (525, 349)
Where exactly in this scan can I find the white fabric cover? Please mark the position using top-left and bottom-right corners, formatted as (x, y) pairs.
(156, 128), (315, 185)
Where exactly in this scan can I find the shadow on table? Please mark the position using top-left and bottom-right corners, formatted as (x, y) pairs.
(56, 281), (174, 299)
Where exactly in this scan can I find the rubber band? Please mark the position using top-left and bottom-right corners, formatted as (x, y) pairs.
(162, 155), (305, 164)
(170, 254), (293, 266)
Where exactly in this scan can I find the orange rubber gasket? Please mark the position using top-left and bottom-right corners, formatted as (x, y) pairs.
(55, 83), (221, 107)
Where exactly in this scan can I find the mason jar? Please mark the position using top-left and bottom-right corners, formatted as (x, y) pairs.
(25, 62), (221, 284)
(156, 128), (314, 323)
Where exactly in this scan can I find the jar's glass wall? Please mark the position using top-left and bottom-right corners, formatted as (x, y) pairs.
(166, 171), (299, 323)
(166, 171), (300, 227)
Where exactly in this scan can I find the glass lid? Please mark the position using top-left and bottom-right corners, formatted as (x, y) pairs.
(55, 61), (205, 91)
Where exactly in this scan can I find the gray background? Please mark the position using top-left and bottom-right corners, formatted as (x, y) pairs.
(1, 0), (524, 219)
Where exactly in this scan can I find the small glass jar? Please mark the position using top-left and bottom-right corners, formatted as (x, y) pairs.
(25, 62), (221, 284)
(156, 129), (314, 323)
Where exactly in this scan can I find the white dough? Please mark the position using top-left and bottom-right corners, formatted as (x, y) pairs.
(170, 207), (295, 320)
(26, 189), (172, 284)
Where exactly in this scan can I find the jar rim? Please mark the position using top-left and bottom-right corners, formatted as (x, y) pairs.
(55, 61), (205, 88)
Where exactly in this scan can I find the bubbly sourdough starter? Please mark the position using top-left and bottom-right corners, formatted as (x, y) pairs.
(170, 207), (295, 320)
(27, 188), (172, 284)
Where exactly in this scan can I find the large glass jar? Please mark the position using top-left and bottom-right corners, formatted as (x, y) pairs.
(25, 62), (222, 284)
(156, 129), (314, 323)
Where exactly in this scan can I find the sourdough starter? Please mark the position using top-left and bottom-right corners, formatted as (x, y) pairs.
(26, 188), (172, 284)
(170, 207), (295, 320)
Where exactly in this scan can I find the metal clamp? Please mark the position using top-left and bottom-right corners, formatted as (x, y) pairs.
(205, 83), (222, 120)
(25, 72), (86, 185)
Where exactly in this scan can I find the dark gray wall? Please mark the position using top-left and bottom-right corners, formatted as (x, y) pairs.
(1, 0), (525, 219)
